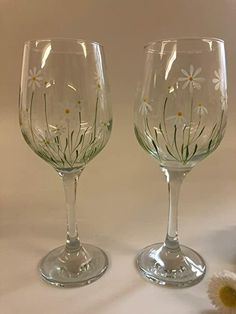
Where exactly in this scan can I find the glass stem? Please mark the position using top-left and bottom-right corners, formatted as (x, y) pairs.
(162, 168), (188, 250)
(61, 170), (83, 253)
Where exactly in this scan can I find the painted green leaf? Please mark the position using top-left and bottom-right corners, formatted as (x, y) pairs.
(166, 145), (176, 159)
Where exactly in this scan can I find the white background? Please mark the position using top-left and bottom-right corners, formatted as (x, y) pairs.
(1, 1), (236, 313)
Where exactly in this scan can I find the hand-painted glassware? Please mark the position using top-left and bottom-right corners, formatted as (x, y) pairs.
(19, 38), (112, 287)
(134, 38), (227, 287)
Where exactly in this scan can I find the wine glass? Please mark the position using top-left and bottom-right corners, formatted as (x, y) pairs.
(134, 38), (227, 287)
(19, 38), (112, 287)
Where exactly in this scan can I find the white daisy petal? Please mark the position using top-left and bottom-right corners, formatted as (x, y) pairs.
(193, 67), (202, 77)
(181, 69), (189, 76)
(216, 82), (220, 90)
(193, 81), (201, 90)
(212, 78), (219, 84)
(139, 100), (152, 115)
(214, 70), (220, 78)
(194, 77), (205, 82)
(178, 77), (188, 81)
(182, 80), (189, 90)
(33, 67), (37, 75)
(190, 64), (194, 76)
(189, 83), (193, 93)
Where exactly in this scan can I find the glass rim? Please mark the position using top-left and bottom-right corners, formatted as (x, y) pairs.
(144, 37), (224, 50)
(24, 37), (103, 48)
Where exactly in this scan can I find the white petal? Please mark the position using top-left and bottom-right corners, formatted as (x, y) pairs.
(193, 81), (201, 90)
(181, 69), (189, 76)
(33, 67), (37, 75)
(182, 80), (189, 89)
(193, 67), (202, 77)
(178, 77), (188, 81)
(214, 70), (220, 79)
(31, 82), (36, 90)
(212, 78), (219, 84)
(194, 77), (205, 82)
(215, 82), (220, 90)
(190, 64), (194, 76)
(36, 69), (42, 76)
(189, 82), (194, 93)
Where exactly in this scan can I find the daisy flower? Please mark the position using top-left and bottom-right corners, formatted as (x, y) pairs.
(208, 270), (236, 313)
(221, 94), (228, 110)
(49, 124), (66, 137)
(213, 69), (224, 91)
(28, 67), (43, 90)
(35, 129), (52, 146)
(94, 72), (103, 89)
(168, 86), (175, 94)
(179, 65), (205, 93)
(167, 111), (186, 127)
(139, 99), (152, 115)
(194, 103), (208, 116)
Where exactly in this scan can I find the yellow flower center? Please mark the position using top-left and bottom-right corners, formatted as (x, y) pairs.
(77, 100), (81, 104)
(198, 103), (202, 107)
(189, 76), (193, 81)
(64, 108), (70, 114)
(219, 286), (236, 307)
(177, 111), (183, 116)
(32, 76), (36, 81)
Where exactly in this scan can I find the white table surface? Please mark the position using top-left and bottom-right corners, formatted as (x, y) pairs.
(1, 1), (236, 313)
(1, 105), (236, 314)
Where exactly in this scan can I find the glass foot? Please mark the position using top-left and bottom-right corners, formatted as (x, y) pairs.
(39, 243), (108, 287)
(136, 243), (206, 287)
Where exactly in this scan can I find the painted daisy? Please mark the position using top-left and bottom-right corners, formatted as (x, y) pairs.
(194, 103), (208, 116)
(28, 67), (43, 90)
(221, 94), (228, 110)
(168, 86), (175, 94)
(208, 270), (236, 313)
(139, 99), (152, 115)
(49, 124), (66, 137)
(94, 72), (103, 89)
(179, 65), (205, 93)
(36, 129), (52, 146)
(212, 69), (224, 91)
(167, 111), (187, 126)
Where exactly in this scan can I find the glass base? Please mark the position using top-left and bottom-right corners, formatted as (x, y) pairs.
(39, 243), (108, 287)
(136, 243), (206, 287)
